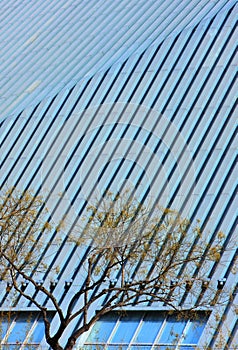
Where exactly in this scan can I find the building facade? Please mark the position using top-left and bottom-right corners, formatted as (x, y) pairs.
(0, 0), (237, 349)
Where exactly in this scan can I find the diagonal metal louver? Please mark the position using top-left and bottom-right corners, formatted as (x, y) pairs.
(0, 0), (236, 121)
(0, 1), (237, 349)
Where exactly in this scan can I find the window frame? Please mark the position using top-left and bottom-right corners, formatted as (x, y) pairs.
(84, 310), (209, 349)
(0, 311), (54, 348)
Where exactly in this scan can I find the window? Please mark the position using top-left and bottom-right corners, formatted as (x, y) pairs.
(84, 311), (208, 350)
(0, 311), (53, 349)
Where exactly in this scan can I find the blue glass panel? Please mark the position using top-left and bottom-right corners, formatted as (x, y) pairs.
(134, 312), (163, 343)
(111, 312), (142, 343)
(130, 346), (152, 350)
(7, 314), (34, 343)
(86, 313), (117, 342)
(31, 319), (45, 342)
(32, 313), (55, 343)
(182, 317), (207, 344)
(158, 315), (186, 343)
(0, 313), (14, 338)
(107, 346), (127, 350)
(154, 346), (176, 350)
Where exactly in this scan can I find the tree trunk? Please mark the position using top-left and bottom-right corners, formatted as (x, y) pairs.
(64, 324), (91, 350)
(47, 340), (64, 350)
(64, 337), (76, 350)
(46, 335), (64, 350)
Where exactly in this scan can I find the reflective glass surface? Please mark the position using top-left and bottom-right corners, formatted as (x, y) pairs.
(84, 311), (208, 348)
(158, 315), (186, 343)
(0, 313), (14, 339)
(31, 313), (54, 342)
(83, 346), (104, 350)
(111, 312), (141, 343)
(130, 346), (152, 350)
(134, 313), (163, 343)
(156, 347), (176, 350)
(7, 314), (34, 343)
(0, 312), (53, 347)
(86, 313), (117, 342)
(182, 316), (207, 344)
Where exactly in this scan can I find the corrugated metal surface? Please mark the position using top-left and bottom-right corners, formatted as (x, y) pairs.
(0, 0), (237, 348)
(0, 0), (236, 121)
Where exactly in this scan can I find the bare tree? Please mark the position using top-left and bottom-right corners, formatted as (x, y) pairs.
(0, 188), (227, 350)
